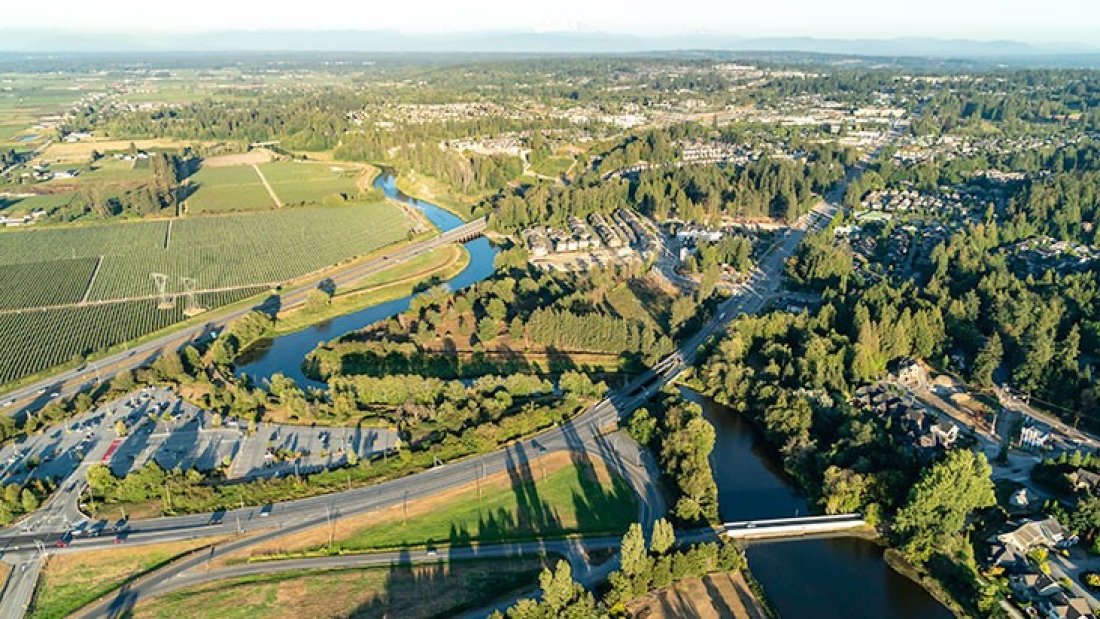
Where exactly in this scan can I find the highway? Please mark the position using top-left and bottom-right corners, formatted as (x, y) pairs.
(0, 218), (486, 416)
(0, 137), (886, 616)
(37, 186), (842, 617)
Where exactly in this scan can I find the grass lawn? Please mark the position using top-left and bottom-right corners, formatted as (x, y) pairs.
(332, 456), (636, 550)
(186, 164), (275, 213)
(30, 537), (229, 619)
(257, 161), (362, 206)
(132, 558), (547, 619)
(242, 452), (637, 561)
(531, 155), (573, 177)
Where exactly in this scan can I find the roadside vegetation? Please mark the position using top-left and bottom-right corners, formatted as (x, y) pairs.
(29, 537), (229, 619)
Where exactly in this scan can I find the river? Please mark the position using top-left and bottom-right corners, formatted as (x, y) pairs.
(234, 173), (499, 388)
(235, 173), (951, 617)
(700, 397), (954, 619)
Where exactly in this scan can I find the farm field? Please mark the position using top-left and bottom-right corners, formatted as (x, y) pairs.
(256, 161), (362, 206)
(0, 200), (413, 385)
(185, 165), (274, 213)
(0, 287), (268, 385)
(0, 257), (97, 310)
(0, 201), (412, 301)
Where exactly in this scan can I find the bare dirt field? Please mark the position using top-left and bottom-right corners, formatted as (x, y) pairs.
(201, 149), (276, 168)
(627, 572), (768, 619)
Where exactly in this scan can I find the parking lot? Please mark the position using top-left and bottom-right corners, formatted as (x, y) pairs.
(0, 386), (400, 490)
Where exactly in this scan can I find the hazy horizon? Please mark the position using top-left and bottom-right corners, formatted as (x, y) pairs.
(3, 0), (1098, 49)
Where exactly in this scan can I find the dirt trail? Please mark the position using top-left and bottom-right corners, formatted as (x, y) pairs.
(252, 164), (283, 208)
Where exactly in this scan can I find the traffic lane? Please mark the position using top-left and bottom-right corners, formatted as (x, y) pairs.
(0, 559), (41, 617)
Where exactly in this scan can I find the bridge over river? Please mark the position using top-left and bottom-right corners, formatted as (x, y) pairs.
(721, 514), (867, 540)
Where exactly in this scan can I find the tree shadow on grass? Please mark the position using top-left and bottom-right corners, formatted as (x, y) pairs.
(560, 417), (638, 537)
(347, 547), (544, 618)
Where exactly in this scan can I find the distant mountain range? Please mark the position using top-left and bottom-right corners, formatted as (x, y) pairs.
(0, 29), (1095, 61)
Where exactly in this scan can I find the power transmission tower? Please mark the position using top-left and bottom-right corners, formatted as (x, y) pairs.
(180, 277), (204, 316)
(151, 273), (174, 310)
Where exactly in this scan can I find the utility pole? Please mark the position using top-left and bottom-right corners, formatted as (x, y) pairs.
(403, 491), (408, 525)
(477, 461), (483, 501)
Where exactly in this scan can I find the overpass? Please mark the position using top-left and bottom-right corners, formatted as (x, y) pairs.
(721, 514), (867, 540)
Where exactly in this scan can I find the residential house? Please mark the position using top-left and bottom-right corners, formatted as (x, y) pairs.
(1040, 591), (1096, 619)
(998, 518), (1076, 556)
(1010, 572), (1062, 601)
(1068, 468), (1100, 494)
(930, 419), (959, 448)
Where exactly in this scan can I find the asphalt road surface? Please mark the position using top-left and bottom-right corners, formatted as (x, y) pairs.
(0, 140), (890, 617)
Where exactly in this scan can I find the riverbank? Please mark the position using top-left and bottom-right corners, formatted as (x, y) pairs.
(395, 170), (480, 221)
(883, 549), (974, 618)
(269, 243), (469, 338)
(625, 570), (772, 619)
(698, 395), (954, 619)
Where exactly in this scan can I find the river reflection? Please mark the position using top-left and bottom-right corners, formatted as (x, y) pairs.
(698, 396), (953, 619)
(234, 173), (498, 388)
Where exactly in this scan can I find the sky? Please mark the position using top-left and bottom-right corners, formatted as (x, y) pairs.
(4, 0), (1099, 46)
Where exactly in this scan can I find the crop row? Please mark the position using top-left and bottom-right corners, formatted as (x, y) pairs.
(0, 202), (412, 304)
(0, 258), (97, 310)
(0, 287), (268, 385)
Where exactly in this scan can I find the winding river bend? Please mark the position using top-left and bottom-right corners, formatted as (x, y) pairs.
(235, 174), (951, 617)
(234, 173), (498, 388)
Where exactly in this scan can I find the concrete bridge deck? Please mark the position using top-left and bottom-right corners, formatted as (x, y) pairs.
(721, 514), (867, 540)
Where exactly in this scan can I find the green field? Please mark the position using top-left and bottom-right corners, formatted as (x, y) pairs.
(185, 165), (274, 213)
(0, 258), (97, 310)
(531, 155), (574, 177)
(258, 161), (361, 206)
(132, 559), (546, 619)
(0, 287), (267, 384)
(0, 200), (413, 385)
(0, 192), (77, 217)
(29, 538), (226, 619)
(274, 457), (636, 555)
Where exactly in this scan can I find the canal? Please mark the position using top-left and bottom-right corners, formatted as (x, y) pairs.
(700, 396), (954, 619)
(235, 172), (952, 617)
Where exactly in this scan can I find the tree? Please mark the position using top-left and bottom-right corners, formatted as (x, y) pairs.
(651, 518), (675, 556)
(627, 408), (658, 446)
(477, 316), (499, 343)
(305, 288), (332, 313)
(893, 450), (996, 561)
(971, 333), (1003, 388)
(86, 463), (117, 496)
(504, 560), (598, 619)
(620, 523), (650, 578)
(20, 488), (38, 513)
(114, 419), (128, 437)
